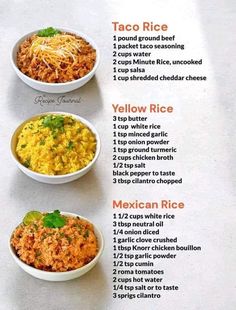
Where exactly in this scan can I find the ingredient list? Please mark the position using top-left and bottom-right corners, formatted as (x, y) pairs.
(112, 205), (202, 300)
(112, 22), (207, 82)
(112, 104), (182, 185)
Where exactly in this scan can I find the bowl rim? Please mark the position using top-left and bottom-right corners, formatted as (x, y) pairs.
(11, 26), (100, 86)
(10, 111), (101, 179)
(9, 211), (104, 275)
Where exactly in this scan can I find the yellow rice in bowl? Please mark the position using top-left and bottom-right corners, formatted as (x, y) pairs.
(16, 114), (96, 175)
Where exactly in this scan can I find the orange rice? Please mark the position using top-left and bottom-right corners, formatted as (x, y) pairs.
(11, 215), (98, 272)
(17, 32), (96, 83)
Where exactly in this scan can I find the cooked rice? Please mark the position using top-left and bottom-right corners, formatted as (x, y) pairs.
(11, 215), (98, 272)
(16, 114), (97, 175)
(17, 32), (96, 83)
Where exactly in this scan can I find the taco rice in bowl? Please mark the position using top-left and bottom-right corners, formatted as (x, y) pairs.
(10, 112), (100, 184)
(11, 27), (100, 93)
(9, 211), (104, 281)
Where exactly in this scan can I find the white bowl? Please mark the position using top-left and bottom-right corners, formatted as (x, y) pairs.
(11, 27), (100, 93)
(9, 212), (104, 281)
(10, 112), (101, 184)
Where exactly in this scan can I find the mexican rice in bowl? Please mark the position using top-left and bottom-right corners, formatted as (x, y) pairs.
(9, 211), (104, 281)
(11, 112), (100, 184)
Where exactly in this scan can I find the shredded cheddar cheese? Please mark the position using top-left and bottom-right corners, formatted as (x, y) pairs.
(29, 34), (81, 68)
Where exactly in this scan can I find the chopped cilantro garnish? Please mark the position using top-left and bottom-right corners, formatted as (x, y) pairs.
(39, 139), (45, 145)
(46, 233), (54, 236)
(74, 224), (82, 229)
(74, 224), (82, 233)
(21, 144), (27, 148)
(68, 119), (75, 126)
(38, 27), (60, 37)
(52, 132), (58, 139)
(42, 115), (64, 130)
(84, 230), (89, 239)
(33, 223), (38, 231)
(23, 159), (31, 168)
(42, 115), (65, 139)
(66, 236), (72, 243)
(35, 250), (41, 257)
(67, 141), (74, 150)
(43, 210), (66, 228)
(41, 233), (47, 241)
